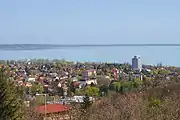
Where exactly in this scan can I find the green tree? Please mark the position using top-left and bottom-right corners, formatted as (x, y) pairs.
(133, 78), (143, 89)
(85, 86), (99, 97)
(121, 81), (134, 92)
(116, 82), (121, 92)
(149, 97), (162, 108)
(109, 82), (118, 91)
(75, 89), (84, 96)
(99, 85), (109, 96)
(109, 81), (122, 92)
(30, 82), (43, 95)
(0, 69), (25, 120)
(34, 96), (45, 106)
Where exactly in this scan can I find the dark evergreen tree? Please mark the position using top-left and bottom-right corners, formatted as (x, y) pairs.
(120, 86), (124, 94)
(82, 94), (92, 109)
(99, 85), (108, 96)
(57, 87), (64, 97)
(69, 83), (76, 93)
(0, 69), (25, 120)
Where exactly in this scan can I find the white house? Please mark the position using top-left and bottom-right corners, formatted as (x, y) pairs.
(27, 78), (36, 82)
(79, 79), (97, 88)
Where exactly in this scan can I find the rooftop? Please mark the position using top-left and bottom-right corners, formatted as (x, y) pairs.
(35, 104), (70, 114)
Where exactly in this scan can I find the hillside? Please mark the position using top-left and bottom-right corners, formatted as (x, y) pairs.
(70, 83), (180, 120)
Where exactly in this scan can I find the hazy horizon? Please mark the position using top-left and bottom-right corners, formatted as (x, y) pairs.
(0, 46), (179, 67)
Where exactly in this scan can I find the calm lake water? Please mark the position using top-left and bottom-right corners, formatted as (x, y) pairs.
(0, 46), (179, 66)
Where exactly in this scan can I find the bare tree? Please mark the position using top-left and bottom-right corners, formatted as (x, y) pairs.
(68, 83), (180, 120)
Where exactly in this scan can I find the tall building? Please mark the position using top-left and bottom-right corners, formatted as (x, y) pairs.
(157, 62), (162, 67)
(132, 56), (142, 72)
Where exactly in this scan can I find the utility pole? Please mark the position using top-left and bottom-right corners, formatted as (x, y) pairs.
(36, 94), (47, 119)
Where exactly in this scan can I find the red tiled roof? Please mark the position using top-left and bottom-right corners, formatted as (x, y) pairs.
(35, 104), (70, 114)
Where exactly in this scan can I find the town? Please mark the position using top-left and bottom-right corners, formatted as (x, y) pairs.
(1, 56), (180, 120)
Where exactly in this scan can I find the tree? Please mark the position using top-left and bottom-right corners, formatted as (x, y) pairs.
(109, 82), (117, 91)
(133, 78), (143, 89)
(57, 87), (64, 97)
(115, 82), (121, 92)
(85, 86), (99, 97)
(0, 69), (25, 120)
(99, 85), (109, 96)
(143, 76), (153, 88)
(121, 81), (134, 92)
(69, 82), (76, 94)
(109, 82), (122, 93)
(34, 96), (45, 106)
(30, 82), (43, 95)
(82, 94), (92, 109)
(75, 89), (84, 96)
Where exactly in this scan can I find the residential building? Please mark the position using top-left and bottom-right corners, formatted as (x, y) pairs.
(132, 56), (142, 72)
(133, 73), (143, 80)
(112, 68), (119, 80)
(82, 69), (97, 79)
(79, 78), (97, 88)
(35, 104), (70, 120)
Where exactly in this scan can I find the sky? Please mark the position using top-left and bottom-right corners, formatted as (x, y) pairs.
(0, 0), (180, 66)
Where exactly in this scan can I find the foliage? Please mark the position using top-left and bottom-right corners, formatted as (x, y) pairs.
(143, 77), (153, 88)
(0, 69), (25, 120)
(30, 82), (43, 95)
(57, 87), (64, 97)
(35, 96), (45, 106)
(75, 89), (84, 96)
(69, 83), (76, 93)
(109, 81), (121, 92)
(148, 97), (162, 108)
(151, 69), (170, 76)
(99, 85), (109, 96)
(85, 86), (99, 97)
(109, 80), (141, 93)
(121, 81), (134, 92)
(82, 94), (92, 109)
(69, 83), (180, 120)
(133, 78), (143, 88)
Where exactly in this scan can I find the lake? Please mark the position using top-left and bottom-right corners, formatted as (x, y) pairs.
(0, 46), (179, 66)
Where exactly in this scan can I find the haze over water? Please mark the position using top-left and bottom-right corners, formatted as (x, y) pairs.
(0, 46), (179, 66)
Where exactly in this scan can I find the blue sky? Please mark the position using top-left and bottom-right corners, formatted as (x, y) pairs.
(0, 0), (180, 66)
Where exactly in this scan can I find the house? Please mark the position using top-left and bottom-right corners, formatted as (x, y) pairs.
(27, 77), (36, 82)
(134, 74), (143, 80)
(112, 68), (120, 80)
(72, 81), (80, 88)
(82, 69), (97, 79)
(39, 76), (46, 83)
(70, 96), (94, 103)
(86, 79), (97, 85)
(53, 76), (59, 82)
(24, 82), (32, 87)
(79, 78), (97, 88)
(35, 104), (70, 120)
(72, 77), (78, 82)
